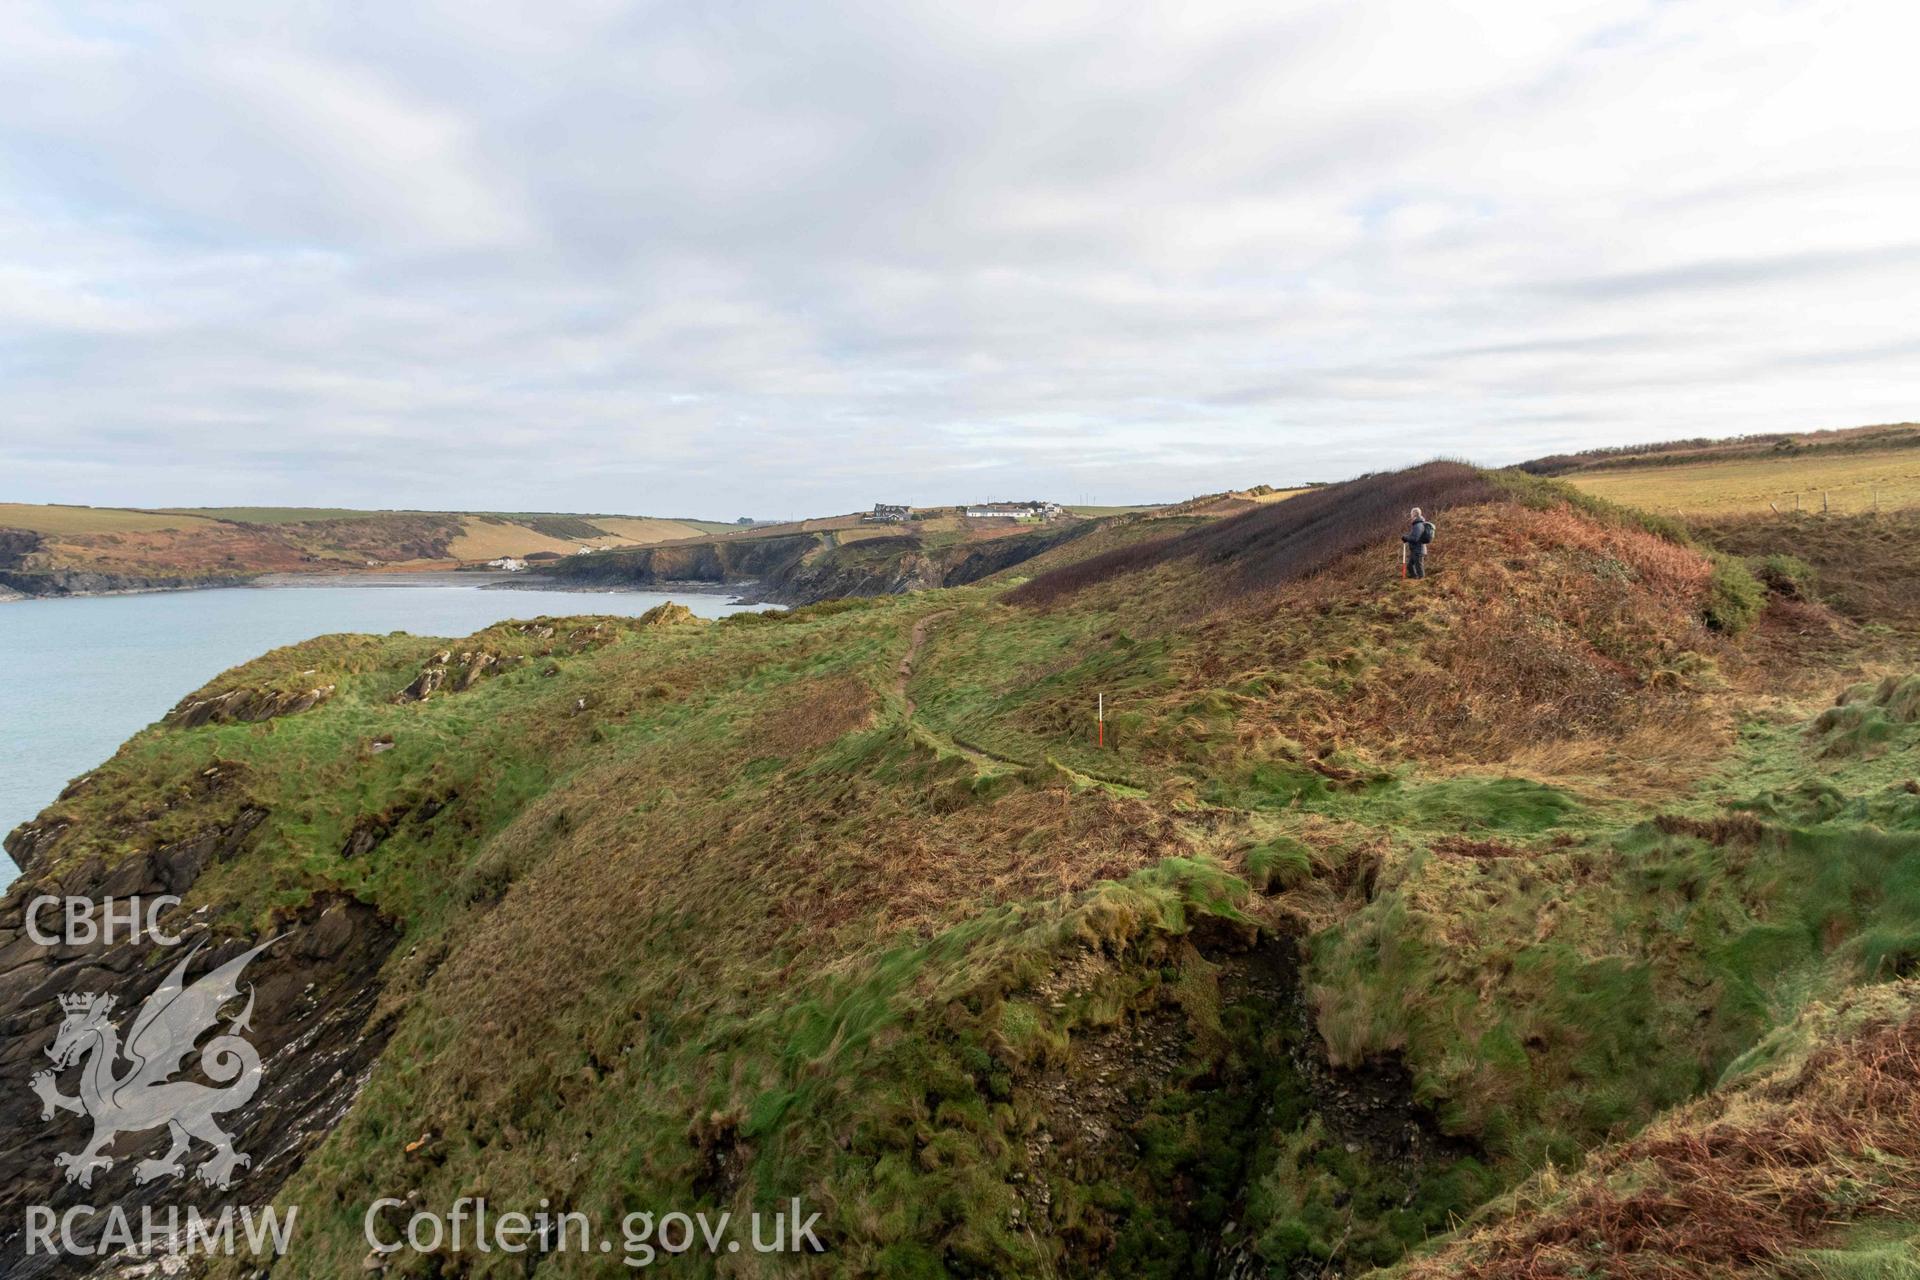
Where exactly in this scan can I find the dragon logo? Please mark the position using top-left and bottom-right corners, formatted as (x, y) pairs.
(30, 940), (272, 1191)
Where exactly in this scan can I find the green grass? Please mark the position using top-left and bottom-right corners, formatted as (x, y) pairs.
(14, 466), (1919, 1278)
(1309, 694), (1920, 1173)
(1246, 835), (1313, 892)
(1790, 1224), (1920, 1280)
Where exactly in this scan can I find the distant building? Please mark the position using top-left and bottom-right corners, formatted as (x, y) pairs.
(864, 503), (912, 524)
(487, 557), (527, 572)
(963, 500), (1064, 522)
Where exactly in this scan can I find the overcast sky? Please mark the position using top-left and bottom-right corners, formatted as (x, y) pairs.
(1, 1), (1915, 518)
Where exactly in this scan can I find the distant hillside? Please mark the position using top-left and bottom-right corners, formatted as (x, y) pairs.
(534, 510), (1108, 604)
(1521, 421), (1920, 477)
(0, 505), (734, 597)
(0, 495), (1323, 601)
(530, 490), (1326, 605)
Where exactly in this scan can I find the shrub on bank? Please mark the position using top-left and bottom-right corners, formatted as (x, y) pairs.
(1703, 554), (1765, 633)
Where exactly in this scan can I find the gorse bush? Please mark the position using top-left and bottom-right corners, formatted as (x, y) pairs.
(1009, 461), (1498, 606)
(1703, 554), (1766, 633)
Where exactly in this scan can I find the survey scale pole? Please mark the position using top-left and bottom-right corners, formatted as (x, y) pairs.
(1097, 692), (1104, 749)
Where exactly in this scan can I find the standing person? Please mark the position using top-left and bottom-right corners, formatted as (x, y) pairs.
(1401, 507), (1435, 578)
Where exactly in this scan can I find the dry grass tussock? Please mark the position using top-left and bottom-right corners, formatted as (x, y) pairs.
(761, 778), (1191, 940)
(1376, 504), (1719, 755)
(1161, 500), (1726, 765)
(1490, 715), (1734, 802)
(747, 674), (876, 755)
(1401, 985), (1920, 1279)
(404, 738), (1194, 1119)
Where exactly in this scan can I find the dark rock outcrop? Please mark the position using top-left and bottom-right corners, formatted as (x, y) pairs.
(0, 569), (255, 598)
(0, 528), (44, 571)
(165, 685), (335, 728)
(394, 649), (508, 702)
(0, 808), (401, 1279)
(635, 602), (704, 627)
(0, 901), (399, 1278)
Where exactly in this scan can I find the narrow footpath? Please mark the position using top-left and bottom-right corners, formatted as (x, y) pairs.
(897, 609), (954, 716)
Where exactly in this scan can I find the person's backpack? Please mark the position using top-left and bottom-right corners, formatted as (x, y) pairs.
(1417, 520), (1435, 546)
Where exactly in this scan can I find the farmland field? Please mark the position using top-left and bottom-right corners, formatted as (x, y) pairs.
(153, 506), (400, 524)
(1065, 503), (1166, 516)
(443, 521), (606, 561)
(1565, 446), (1920, 515)
(831, 524), (916, 545)
(0, 503), (222, 533)
(586, 516), (716, 543)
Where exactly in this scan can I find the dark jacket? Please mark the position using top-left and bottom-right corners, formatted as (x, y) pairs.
(1401, 520), (1433, 551)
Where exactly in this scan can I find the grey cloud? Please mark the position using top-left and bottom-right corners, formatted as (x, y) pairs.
(1536, 244), (1920, 302)
(1, 0), (1918, 514)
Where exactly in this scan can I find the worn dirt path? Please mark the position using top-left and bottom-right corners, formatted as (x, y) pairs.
(896, 610), (1145, 797)
(897, 610), (955, 714)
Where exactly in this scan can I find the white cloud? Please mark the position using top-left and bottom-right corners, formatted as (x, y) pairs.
(0, 0), (1915, 515)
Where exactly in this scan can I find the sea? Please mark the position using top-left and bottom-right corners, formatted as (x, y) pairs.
(0, 576), (764, 882)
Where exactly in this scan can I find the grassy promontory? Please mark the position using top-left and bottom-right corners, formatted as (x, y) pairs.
(6, 463), (1919, 1277)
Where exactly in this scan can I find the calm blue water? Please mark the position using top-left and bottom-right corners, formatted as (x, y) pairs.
(0, 580), (761, 882)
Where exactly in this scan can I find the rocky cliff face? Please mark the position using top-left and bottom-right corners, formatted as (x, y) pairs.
(0, 528), (45, 571)
(759, 524), (1099, 603)
(537, 532), (820, 592)
(938, 521), (1096, 587)
(0, 810), (398, 1278)
(0, 569), (256, 598)
(534, 523), (1098, 605)
(759, 534), (941, 602)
